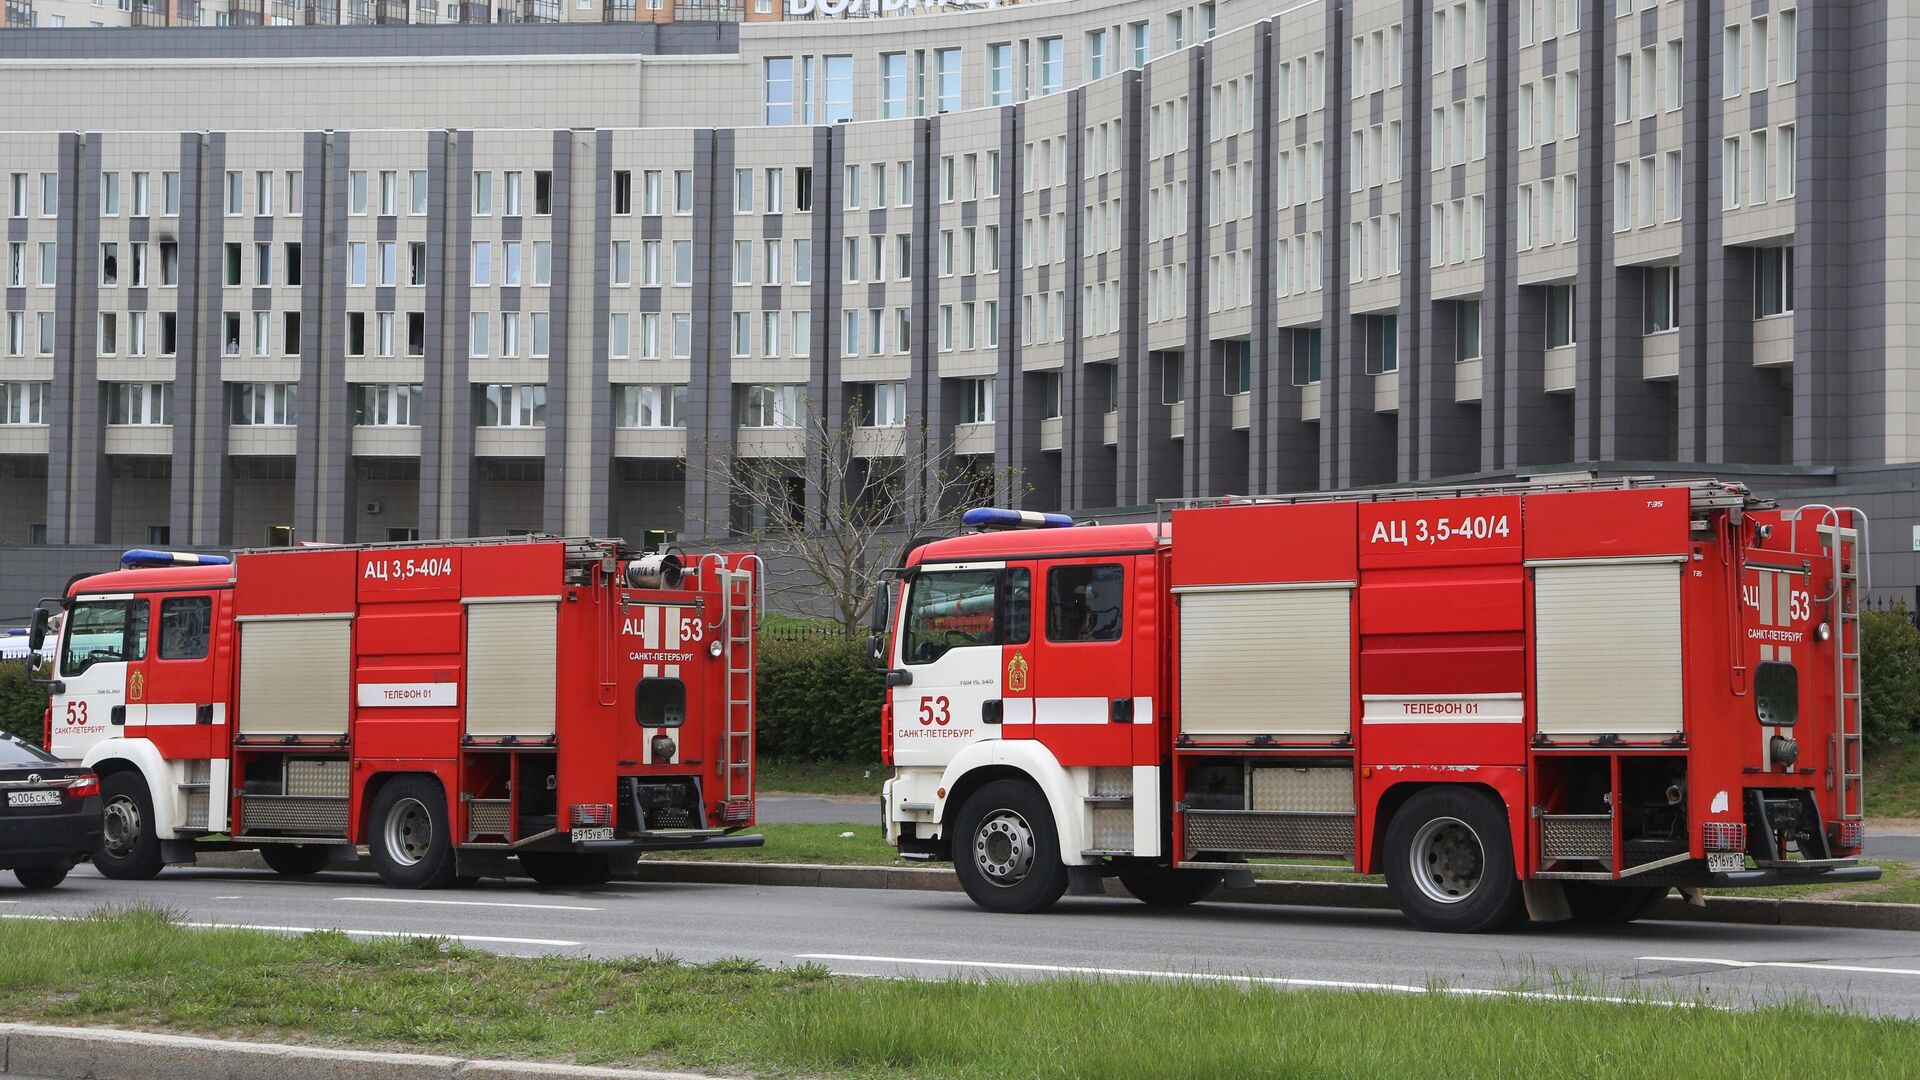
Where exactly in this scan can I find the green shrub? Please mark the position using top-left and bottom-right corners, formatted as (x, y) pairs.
(755, 634), (883, 762)
(1863, 605), (1920, 748)
(0, 661), (49, 745)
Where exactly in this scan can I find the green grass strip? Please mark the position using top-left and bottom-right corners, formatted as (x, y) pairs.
(2, 910), (1918, 1078)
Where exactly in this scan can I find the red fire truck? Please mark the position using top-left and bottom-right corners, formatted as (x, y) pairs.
(877, 478), (1880, 931)
(29, 536), (762, 888)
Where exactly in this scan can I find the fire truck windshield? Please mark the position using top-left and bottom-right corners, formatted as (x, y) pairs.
(903, 569), (1030, 663)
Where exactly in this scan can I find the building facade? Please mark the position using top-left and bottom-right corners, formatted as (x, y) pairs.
(2, 0), (1918, 598)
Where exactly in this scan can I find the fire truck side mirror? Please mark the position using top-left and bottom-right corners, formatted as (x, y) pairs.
(884, 669), (913, 688)
(867, 633), (887, 669)
(27, 608), (49, 653)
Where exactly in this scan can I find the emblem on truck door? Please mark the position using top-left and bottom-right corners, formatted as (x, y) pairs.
(128, 671), (144, 702)
(1007, 652), (1029, 693)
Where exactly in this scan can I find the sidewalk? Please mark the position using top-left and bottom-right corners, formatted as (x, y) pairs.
(0, 1024), (727, 1080)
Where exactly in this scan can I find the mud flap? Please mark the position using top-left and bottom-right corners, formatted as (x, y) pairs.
(1523, 880), (1572, 922)
(1067, 865), (1108, 896)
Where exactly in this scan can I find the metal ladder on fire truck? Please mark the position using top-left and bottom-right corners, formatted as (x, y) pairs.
(1157, 473), (1768, 527)
(700, 553), (765, 825)
(1786, 505), (1870, 831)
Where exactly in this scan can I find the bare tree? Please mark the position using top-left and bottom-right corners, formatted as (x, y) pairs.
(687, 393), (1014, 631)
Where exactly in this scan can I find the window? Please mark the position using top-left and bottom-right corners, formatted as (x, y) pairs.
(1039, 37), (1063, 95)
(504, 242), (522, 286)
(1451, 300), (1482, 361)
(673, 240), (693, 286)
(739, 384), (805, 428)
(255, 242), (273, 286)
(530, 312), (549, 357)
(863, 382), (906, 428)
(674, 169), (694, 215)
(735, 169), (753, 214)
(379, 241), (398, 287)
(1644, 266), (1679, 334)
(936, 48), (962, 113)
(230, 383), (298, 426)
(765, 57), (796, 125)
(880, 52), (909, 118)
(794, 238), (813, 285)
(36, 312), (53, 356)
(990, 42), (1014, 105)
(959, 377), (994, 424)
(474, 171), (494, 216)
(374, 170), (396, 216)
(346, 313), (366, 357)
(61, 599), (148, 676)
(225, 171), (243, 216)
(470, 312), (489, 357)
(1360, 314), (1398, 374)
(6, 173), (22, 218)
(98, 312), (118, 355)
(533, 242), (552, 286)
(610, 312), (631, 360)
(734, 240), (753, 285)
(285, 242), (302, 286)
(824, 54), (854, 123)
(1778, 124), (1797, 198)
(1756, 246), (1794, 317)
(673, 313), (692, 358)
(404, 170), (426, 216)
(108, 382), (173, 426)
(101, 242), (119, 287)
(1724, 136), (1743, 208)
(615, 384), (686, 429)
(903, 568), (1028, 664)
(101, 172), (120, 216)
(766, 169), (784, 214)
(1547, 283), (1577, 348)
(287, 171), (303, 216)
(1131, 21), (1150, 68)
(156, 596), (212, 662)
(733, 311), (751, 357)
(795, 167), (813, 212)
(40, 173), (57, 218)
(251, 310), (270, 356)
(1046, 565), (1123, 643)
(639, 313), (659, 358)
(355, 384), (421, 427)
(611, 240), (631, 286)
(1725, 24), (1743, 97)
(3, 313), (19, 357)
(533, 171), (552, 216)
(501, 314), (519, 357)
(1, 381), (48, 425)
(506, 172), (524, 216)
(481, 384), (548, 427)
(472, 242), (493, 287)
(1779, 9), (1798, 83)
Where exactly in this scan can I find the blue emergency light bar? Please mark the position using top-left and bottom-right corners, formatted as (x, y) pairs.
(962, 507), (1077, 531)
(120, 549), (233, 569)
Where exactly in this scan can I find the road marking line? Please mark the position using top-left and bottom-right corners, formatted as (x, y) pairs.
(211, 896), (242, 900)
(1, 913), (578, 948)
(1641, 955), (1920, 978)
(798, 953), (1693, 1007)
(333, 897), (602, 913)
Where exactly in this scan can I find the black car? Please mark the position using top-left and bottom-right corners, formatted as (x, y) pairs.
(0, 733), (101, 890)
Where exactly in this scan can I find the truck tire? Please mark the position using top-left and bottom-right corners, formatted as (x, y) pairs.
(259, 844), (332, 877)
(1564, 884), (1666, 926)
(368, 776), (457, 889)
(1384, 787), (1524, 933)
(518, 852), (612, 888)
(12, 864), (71, 891)
(93, 772), (165, 881)
(952, 779), (1069, 914)
(1118, 867), (1220, 908)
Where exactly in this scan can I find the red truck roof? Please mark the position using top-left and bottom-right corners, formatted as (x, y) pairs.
(910, 522), (1165, 565)
(68, 564), (235, 596)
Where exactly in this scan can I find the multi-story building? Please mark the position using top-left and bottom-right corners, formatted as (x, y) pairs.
(4, 0), (1920, 603)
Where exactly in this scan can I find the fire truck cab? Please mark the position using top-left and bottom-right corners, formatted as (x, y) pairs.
(32, 536), (762, 888)
(879, 479), (1879, 931)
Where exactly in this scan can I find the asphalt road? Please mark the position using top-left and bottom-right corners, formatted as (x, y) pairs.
(8, 864), (1920, 1019)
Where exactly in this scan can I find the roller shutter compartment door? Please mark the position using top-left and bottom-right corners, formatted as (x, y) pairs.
(465, 600), (558, 739)
(1533, 562), (1684, 738)
(1178, 587), (1353, 738)
(237, 617), (351, 737)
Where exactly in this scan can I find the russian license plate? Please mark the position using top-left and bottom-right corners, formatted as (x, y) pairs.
(6, 790), (61, 808)
(570, 827), (614, 842)
(1708, 852), (1746, 873)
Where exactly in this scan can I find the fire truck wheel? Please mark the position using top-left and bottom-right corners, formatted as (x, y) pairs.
(369, 777), (458, 889)
(93, 772), (165, 881)
(1117, 867), (1220, 907)
(1563, 885), (1667, 926)
(259, 844), (332, 877)
(12, 863), (72, 891)
(518, 852), (613, 888)
(1384, 788), (1524, 933)
(952, 780), (1068, 914)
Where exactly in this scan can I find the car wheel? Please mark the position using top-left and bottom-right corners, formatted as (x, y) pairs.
(951, 779), (1068, 914)
(518, 852), (612, 888)
(1564, 884), (1667, 926)
(13, 864), (71, 891)
(1384, 787), (1525, 933)
(1117, 867), (1221, 908)
(94, 772), (165, 880)
(368, 776), (457, 889)
(259, 844), (333, 877)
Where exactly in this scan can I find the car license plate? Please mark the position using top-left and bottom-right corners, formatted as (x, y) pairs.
(1708, 852), (1746, 873)
(570, 827), (613, 842)
(6, 790), (61, 808)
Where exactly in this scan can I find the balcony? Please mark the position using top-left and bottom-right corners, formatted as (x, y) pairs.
(518, 0), (559, 22)
(129, 1), (170, 27)
(342, 0), (410, 23)
(4, 0), (34, 27)
(670, 0), (742, 22)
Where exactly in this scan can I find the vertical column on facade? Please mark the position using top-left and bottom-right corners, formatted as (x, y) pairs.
(189, 133), (232, 544)
(1672, 0), (1714, 462)
(1317, 0), (1351, 489)
(1092, 89), (1134, 508)
(168, 134), (205, 544)
(1037, 92), (1086, 510)
(1248, 22), (1277, 493)
(1481, 0), (1516, 470)
(583, 131), (615, 539)
(1496, 10), (1565, 469)
(540, 130), (574, 532)
(684, 129), (734, 541)
(1265, 31), (1322, 493)
(1791, 2), (1855, 468)
(806, 125), (838, 531)
(1135, 66), (1178, 504)
(61, 134), (109, 543)
(993, 109), (1043, 509)
(1696, 7), (1773, 465)
(422, 131), (461, 541)
(1189, 43), (1242, 499)
(1398, 0), (1428, 482)
(296, 131), (348, 541)
(910, 120), (956, 514)
(1585, 3), (1668, 463)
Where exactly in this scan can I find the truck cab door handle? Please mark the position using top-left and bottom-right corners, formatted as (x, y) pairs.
(1110, 698), (1134, 724)
(982, 699), (1003, 725)
(110, 705), (126, 726)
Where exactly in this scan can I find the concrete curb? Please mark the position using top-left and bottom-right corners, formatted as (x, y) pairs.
(0, 1024), (723, 1080)
(184, 851), (1920, 932)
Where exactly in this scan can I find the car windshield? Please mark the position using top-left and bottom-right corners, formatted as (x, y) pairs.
(0, 736), (59, 767)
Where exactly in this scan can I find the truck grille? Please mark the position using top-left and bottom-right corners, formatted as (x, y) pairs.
(467, 799), (510, 839)
(239, 794), (349, 836)
(1540, 814), (1613, 861)
(1183, 810), (1354, 858)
